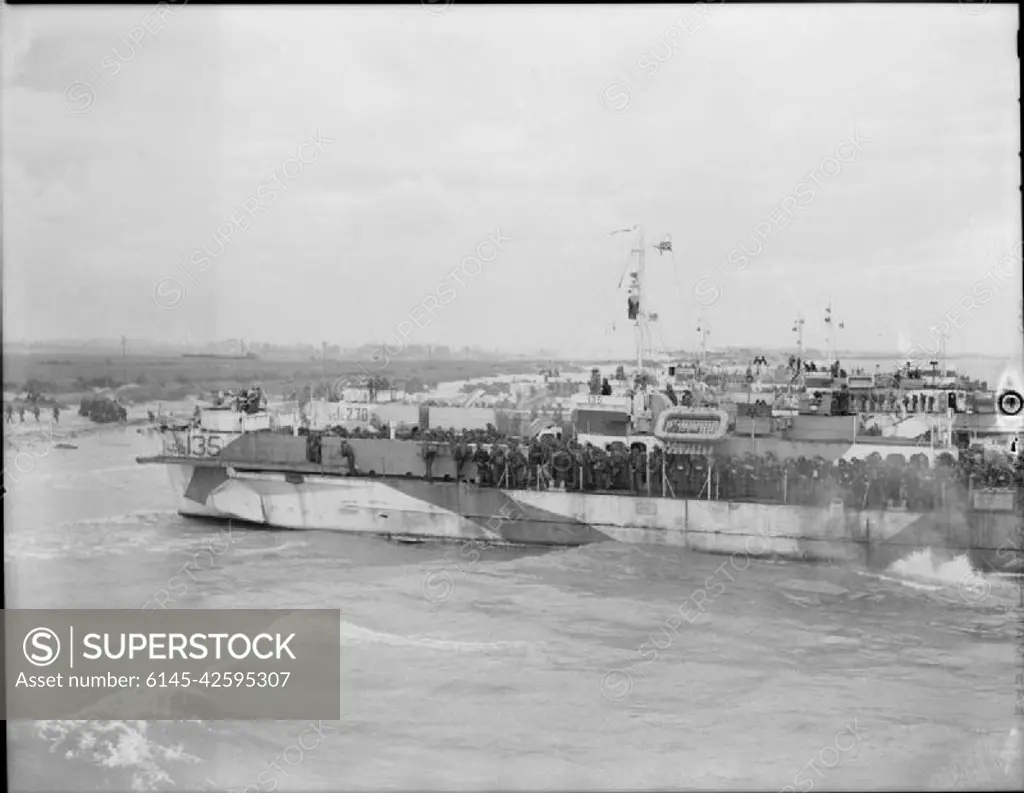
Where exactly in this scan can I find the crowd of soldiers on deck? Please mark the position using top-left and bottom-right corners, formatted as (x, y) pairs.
(692, 450), (1021, 510)
(209, 385), (265, 414)
(297, 421), (1022, 511)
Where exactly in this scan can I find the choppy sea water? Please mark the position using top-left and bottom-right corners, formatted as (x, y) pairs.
(4, 423), (1023, 791)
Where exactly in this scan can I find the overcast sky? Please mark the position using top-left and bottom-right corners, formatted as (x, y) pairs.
(2, 3), (1019, 361)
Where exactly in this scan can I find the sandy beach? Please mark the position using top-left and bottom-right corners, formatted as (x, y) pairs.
(1, 397), (197, 452)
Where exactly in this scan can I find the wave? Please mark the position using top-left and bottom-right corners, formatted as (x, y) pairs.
(34, 509), (180, 532)
(26, 465), (149, 486)
(865, 549), (1021, 603)
(339, 620), (535, 653)
(928, 725), (1022, 789)
(4, 510), (184, 563)
(888, 549), (976, 585)
(231, 541), (310, 557)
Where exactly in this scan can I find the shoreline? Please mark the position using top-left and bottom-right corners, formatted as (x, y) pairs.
(2, 387), (203, 410)
(2, 398), (196, 453)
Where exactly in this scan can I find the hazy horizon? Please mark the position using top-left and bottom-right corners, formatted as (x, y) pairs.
(2, 335), (1017, 363)
(2, 3), (1020, 363)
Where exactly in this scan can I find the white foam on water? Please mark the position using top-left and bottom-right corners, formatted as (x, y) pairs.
(998, 726), (1021, 775)
(929, 725), (1024, 789)
(232, 541), (309, 557)
(873, 549), (1022, 602)
(34, 720), (201, 791)
(888, 548), (976, 586)
(4, 510), (187, 563)
(339, 620), (534, 653)
(868, 572), (943, 592)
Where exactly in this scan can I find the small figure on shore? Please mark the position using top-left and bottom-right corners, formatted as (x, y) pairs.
(52, 405), (60, 424)
(32, 403), (40, 422)
(18, 405), (25, 423)
(5, 403), (13, 423)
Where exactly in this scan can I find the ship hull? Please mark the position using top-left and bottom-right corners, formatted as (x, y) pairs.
(163, 462), (1023, 571)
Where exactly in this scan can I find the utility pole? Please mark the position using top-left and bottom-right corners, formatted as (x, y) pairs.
(235, 338), (245, 386)
(121, 335), (127, 385)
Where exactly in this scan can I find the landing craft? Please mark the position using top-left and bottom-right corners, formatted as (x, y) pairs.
(137, 228), (1022, 570)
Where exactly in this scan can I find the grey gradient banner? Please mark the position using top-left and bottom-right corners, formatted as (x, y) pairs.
(4, 609), (340, 719)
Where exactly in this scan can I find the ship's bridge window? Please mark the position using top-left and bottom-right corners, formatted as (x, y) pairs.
(574, 409), (629, 437)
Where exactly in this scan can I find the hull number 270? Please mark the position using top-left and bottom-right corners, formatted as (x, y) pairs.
(344, 407), (371, 422)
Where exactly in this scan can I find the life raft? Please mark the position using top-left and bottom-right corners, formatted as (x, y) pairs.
(653, 407), (729, 442)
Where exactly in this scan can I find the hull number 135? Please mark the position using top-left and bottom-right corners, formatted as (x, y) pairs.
(190, 434), (223, 457)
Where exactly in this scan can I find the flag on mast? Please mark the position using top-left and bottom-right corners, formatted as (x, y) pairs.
(653, 235), (672, 254)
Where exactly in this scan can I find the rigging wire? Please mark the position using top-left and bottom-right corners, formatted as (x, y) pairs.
(561, 260), (631, 357)
(616, 249), (634, 289)
(652, 322), (672, 360)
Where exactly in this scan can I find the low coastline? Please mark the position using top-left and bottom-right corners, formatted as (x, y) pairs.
(2, 397), (197, 452)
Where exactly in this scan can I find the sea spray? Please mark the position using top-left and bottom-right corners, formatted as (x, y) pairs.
(889, 548), (976, 586)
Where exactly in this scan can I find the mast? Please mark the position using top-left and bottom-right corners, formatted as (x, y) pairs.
(616, 223), (667, 387)
(792, 314), (805, 391)
(823, 301), (845, 371)
(697, 315), (710, 371)
(633, 225), (646, 375)
(824, 302), (836, 368)
(823, 303), (830, 368)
